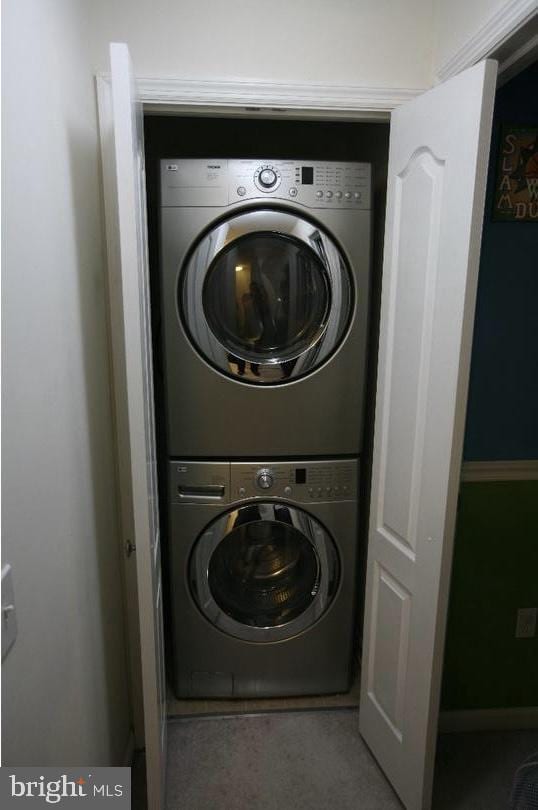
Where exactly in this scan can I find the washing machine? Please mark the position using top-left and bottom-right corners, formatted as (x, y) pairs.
(168, 458), (359, 698)
(159, 158), (372, 458)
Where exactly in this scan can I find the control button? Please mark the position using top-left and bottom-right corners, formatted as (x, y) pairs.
(334, 486), (340, 492)
(326, 486), (332, 493)
(284, 486), (292, 495)
(344, 191), (352, 200)
(308, 487), (313, 494)
(316, 190), (323, 198)
(326, 190), (333, 199)
(239, 487), (246, 496)
(354, 192), (362, 200)
(237, 186), (246, 196)
(259, 168), (277, 187)
(335, 191), (343, 199)
(289, 187), (298, 197)
(256, 469), (274, 490)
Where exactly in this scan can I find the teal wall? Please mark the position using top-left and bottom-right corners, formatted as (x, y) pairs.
(442, 480), (538, 710)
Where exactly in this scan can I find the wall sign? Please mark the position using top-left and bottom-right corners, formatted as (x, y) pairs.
(493, 125), (538, 221)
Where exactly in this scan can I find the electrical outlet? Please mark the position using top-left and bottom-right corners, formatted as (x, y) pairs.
(515, 607), (537, 639)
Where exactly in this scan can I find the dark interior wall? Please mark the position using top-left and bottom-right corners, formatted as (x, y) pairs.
(463, 61), (538, 461)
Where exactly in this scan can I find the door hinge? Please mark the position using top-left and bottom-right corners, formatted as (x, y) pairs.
(125, 540), (136, 558)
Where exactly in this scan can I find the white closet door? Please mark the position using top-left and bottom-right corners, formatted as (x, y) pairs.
(107, 43), (167, 809)
(359, 60), (497, 810)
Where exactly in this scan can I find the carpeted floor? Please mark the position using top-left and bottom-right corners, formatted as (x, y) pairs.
(161, 709), (538, 810)
(165, 709), (403, 810)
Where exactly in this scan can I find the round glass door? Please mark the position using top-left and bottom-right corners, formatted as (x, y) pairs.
(189, 502), (340, 642)
(203, 233), (330, 366)
(180, 210), (353, 384)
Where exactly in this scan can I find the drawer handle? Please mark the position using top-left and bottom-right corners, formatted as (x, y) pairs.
(177, 485), (225, 499)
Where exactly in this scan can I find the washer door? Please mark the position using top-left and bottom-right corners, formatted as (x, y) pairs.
(181, 209), (353, 384)
(189, 502), (340, 642)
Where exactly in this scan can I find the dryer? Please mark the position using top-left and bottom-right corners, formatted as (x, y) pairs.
(159, 158), (372, 458)
(168, 458), (359, 698)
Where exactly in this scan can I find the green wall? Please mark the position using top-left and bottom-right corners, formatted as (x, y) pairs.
(441, 480), (538, 710)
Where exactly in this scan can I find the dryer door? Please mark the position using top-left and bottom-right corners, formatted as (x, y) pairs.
(181, 209), (353, 384)
(189, 502), (340, 642)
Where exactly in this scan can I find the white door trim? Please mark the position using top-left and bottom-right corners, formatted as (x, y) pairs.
(97, 73), (426, 119)
(96, 73), (145, 748)
(98, 43), (168, 809)
(436, 0), (538, 82)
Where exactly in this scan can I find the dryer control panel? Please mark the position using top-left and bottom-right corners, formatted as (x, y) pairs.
(170, 459), (358, 504)
(160, 158), (371, 210)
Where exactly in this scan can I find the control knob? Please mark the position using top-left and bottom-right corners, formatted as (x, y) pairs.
(256, 468), (274, 489)
(258, 168), (277, 188)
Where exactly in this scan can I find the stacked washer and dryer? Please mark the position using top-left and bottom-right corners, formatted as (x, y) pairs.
(159, 158), (372, 698)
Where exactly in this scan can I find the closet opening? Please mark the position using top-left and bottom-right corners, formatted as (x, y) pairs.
(142, 114), (390, 719)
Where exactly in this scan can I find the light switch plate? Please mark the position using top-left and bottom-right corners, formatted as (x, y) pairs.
(515, 607), (537, 639)
(1, 564), (17, 660)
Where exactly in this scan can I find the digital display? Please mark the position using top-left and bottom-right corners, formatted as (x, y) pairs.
(301, 167), (314, 185)
(295, 468), (307, 484)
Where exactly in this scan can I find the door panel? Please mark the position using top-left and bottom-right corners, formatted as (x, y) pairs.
(359, 60), (497, 810)
(107, 42), (167, 809)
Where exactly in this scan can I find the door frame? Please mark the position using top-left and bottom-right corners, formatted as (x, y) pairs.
(95, 4), (533, 768)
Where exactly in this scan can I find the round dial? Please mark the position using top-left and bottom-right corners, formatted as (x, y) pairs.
(258, 168), (277, 188)
(256, 469), (274, 489)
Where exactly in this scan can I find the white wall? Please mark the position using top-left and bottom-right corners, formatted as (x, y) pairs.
(90, 0), (434, 89)
(433, 0), (512, 74)
(1, 0), (130, 765)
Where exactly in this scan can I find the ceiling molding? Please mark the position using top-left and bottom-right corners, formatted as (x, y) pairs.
(437, 0), (538, 82)
(97, 72), (425, 119)
(123, 76), (424, 119)
(497, 29), (538, 84)
(135, 77), (422, 111)
(461, 460), (538, 482)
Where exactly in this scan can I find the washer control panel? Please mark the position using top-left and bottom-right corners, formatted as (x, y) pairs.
(232, 459), (358, 503)
(161, 158), (371, 210)
(170, 459), (358, 504)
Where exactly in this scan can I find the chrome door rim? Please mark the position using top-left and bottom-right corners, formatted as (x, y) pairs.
(189, 502), (340, 643)
(180, 208), (353, 384)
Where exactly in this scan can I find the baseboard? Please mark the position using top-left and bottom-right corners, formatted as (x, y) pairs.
(439, 707), (538, 733)
(122, 728), (136, 767)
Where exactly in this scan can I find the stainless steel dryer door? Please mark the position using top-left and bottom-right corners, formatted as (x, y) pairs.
(189, 502), (340, 642)
(180, 209), (353, 384)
